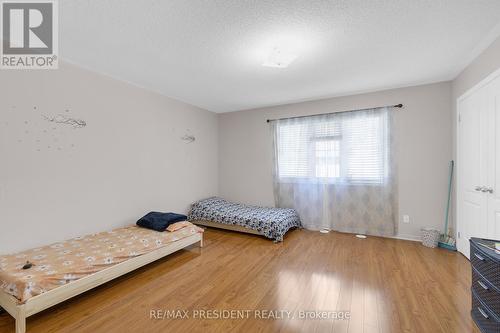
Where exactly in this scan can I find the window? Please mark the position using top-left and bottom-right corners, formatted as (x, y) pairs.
(275, 109), (390, 184)
(313, 138), (340, 178)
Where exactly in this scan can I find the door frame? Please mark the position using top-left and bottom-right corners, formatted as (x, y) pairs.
(456, 66), (500, 257)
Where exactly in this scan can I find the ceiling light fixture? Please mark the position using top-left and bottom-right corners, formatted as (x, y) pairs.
(262, 47), (297, 68)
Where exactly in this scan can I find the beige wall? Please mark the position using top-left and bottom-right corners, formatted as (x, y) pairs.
(452, 36), (500, 99)
(0, 62), (218, 253)
(218, 36), (500, 241)
(218, 82), (452, 240)
(4, 35), (499, 253)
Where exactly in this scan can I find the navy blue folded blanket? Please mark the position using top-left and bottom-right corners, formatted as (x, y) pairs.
(136, 212), (188, 232)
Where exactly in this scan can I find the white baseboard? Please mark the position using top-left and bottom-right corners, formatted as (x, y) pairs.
(387, 234), (421, 242)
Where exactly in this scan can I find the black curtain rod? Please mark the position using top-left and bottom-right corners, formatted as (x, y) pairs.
(266, 103), (403, 123)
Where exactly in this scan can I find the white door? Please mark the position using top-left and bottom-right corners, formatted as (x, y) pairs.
(487, 77), (500, 240)
(457, 89), (489, 258)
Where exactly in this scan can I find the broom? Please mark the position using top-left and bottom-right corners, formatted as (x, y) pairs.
(438, 160), (456, 251)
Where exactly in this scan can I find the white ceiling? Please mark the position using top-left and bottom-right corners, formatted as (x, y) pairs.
(60, 1), (500, 113)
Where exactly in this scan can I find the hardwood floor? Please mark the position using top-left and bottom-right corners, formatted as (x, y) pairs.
(0, 228), (478, 333)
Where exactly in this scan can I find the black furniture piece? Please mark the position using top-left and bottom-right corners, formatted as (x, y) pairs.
(470, 238), (500, 333)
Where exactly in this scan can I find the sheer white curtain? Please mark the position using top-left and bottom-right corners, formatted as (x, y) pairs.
(271, 107), (397, 236)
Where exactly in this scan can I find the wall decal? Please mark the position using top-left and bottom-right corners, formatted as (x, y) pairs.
(1, 105), (87, 152)
(42, 114), (87, 129)
(181, 134), (195, 143)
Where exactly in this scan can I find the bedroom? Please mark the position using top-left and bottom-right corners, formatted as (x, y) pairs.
(0, 1), (500, 332)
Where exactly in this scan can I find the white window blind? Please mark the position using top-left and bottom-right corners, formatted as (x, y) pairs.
(275, 108), (390, 184)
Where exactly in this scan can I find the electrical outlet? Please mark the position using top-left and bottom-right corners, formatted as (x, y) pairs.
(403, 215), (410, 224)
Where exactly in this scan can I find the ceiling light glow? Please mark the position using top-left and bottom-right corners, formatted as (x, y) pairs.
(262, 47), (297, 68)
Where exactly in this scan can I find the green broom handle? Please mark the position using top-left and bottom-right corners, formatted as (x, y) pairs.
(444, 160), (454, 235)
